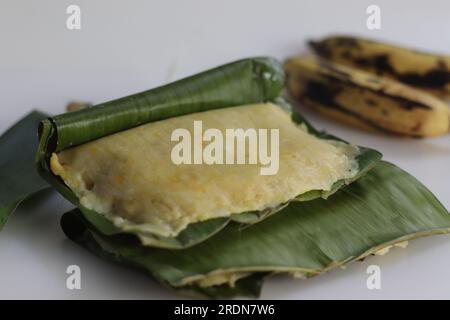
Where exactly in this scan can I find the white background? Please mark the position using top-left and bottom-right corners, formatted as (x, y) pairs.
(1, 0), (450, 299)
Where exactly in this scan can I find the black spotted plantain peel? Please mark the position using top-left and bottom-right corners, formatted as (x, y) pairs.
(309, 35), (450, 99)
(1, 57), (450, 298)
(286, 35), (450, 137)
(285, 55), (450, 137)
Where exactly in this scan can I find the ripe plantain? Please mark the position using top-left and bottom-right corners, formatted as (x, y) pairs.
(309, 35), (450, 99)
(284, 55), (450, 137)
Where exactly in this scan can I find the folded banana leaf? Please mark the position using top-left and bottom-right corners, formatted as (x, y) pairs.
(36, 58), (381, 249)
(0, 111), (50, 231)
(61, 161), (450, 298)
(0, 58), (447, 300)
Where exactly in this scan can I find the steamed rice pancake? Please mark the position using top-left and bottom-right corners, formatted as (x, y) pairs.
(50, 103), (359, 237)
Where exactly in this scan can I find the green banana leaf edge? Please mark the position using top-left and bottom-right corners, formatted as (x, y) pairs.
(0, 111), (50, 231)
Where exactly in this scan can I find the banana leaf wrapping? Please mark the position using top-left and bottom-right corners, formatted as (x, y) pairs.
(1, 57), (448, 299)
(61, 161), (450, 298)
(36, 58), (381, 249)
(0, 111), (49, 230)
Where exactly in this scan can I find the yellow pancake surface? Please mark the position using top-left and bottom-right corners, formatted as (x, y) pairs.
(51, 103), (359, 237)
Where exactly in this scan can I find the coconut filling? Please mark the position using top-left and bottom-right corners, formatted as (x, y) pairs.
(50, 103), (359, 238)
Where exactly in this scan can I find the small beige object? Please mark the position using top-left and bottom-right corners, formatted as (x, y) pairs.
(66, 101), (92, 112)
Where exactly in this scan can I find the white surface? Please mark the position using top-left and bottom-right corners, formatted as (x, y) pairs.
(1, 0), (450, 299)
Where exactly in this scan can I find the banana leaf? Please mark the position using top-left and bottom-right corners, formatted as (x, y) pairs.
(0, 111), (50, 231)
(61, 161), (450, 298)
(37, 58), (381, 248)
